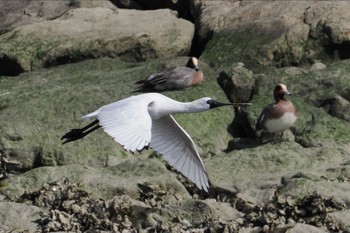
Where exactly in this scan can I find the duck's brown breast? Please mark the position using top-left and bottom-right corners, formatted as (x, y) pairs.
(191, 70), (203, 86)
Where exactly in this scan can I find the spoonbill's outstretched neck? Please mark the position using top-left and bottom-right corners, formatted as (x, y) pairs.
(62, 93), (250, 192)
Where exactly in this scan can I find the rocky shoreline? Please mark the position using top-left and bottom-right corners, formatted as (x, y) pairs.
(1, 1), (350, 232)
(13, 178), (346, 232)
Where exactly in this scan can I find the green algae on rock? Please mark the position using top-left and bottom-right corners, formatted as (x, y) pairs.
(0, 57), (231, 171)
(0, 8), (194, 73)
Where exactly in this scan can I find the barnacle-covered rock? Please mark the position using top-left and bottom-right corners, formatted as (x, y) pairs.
(8, 178), (348, 232)
(238, 191), (345, 232)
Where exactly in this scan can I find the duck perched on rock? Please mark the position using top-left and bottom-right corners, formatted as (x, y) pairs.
(256, 84), (297, 142)
(134, 57), (203, 92)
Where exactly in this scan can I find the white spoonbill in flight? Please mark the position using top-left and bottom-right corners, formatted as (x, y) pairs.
(62, 93), (251, 192)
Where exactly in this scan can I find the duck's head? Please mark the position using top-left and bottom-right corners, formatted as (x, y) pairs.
(274, 83), (291, 101)
(186, 57), (199, 71)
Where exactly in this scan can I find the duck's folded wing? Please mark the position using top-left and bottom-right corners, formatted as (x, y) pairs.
(150, 115), (209, 192)
(146, 72), (168, 84)
(146, 67), (193, 86)
(145, 67), (175, 85)
(256, 104), (274, 130)
(84, 96), (152, 152)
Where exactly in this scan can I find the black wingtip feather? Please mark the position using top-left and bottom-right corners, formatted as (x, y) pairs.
(61, 128), (85, 144)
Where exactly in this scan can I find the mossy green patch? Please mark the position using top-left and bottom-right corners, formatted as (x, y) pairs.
(0, 56), (232, 170)
(0, 32), (63, 70)
(201, 26), (282, 72)
(0, 180), (9, 191)
(202, 60), (350, 204)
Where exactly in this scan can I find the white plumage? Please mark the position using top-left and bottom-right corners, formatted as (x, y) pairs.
(62, 93), (243, 192)
(263, 112), (297, 133)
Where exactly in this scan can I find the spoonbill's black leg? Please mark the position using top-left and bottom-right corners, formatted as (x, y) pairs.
(61, 119), (101, 144)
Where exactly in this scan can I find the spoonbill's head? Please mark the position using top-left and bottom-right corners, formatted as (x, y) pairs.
(206, 98), (237, 109)
(190, 97), (252, 113)
(194, 97), (249, 110)
(186, 57), (200, 71)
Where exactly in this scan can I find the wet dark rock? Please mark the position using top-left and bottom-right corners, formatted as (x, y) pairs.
(0, 54), (25, 76)
(218, 64), (256, 139)
(217, 63), (255, 105)
(0, 156), (21, 172)
(112, 0), (192, 19)
(313, 94), (350, 122)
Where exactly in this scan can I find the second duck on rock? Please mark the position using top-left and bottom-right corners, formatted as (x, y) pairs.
(256, 83), (297, 142)
(135, 57), (203, 92)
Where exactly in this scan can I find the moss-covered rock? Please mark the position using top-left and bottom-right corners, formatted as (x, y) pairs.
(0, 56), (232, 171)
(197, 1), (350, 70)
(203, 60), (350, 207)
(1, 2), (350, 232)
(0, 8), (194, 74)
(242, 60), (350, 144)
(1, 159), (189, 201)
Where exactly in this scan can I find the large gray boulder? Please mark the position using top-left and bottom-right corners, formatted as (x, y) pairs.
(0, 0), (116, 32)
(0, 7), (194, 74)
(193, 1), (350, 69)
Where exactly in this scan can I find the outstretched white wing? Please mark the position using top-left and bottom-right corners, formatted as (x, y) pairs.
(150, 115), (209, 192)
(83, 96), (153, 152)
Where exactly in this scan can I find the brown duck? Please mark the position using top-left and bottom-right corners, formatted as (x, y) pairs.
(135, 57), (203, 92)
(256, 84), (297, 135)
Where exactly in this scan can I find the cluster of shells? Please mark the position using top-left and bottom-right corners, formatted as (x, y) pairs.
(18, 179), (347, 232)
(20, 179), (137, 232)
(234, 191), (346, 232)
